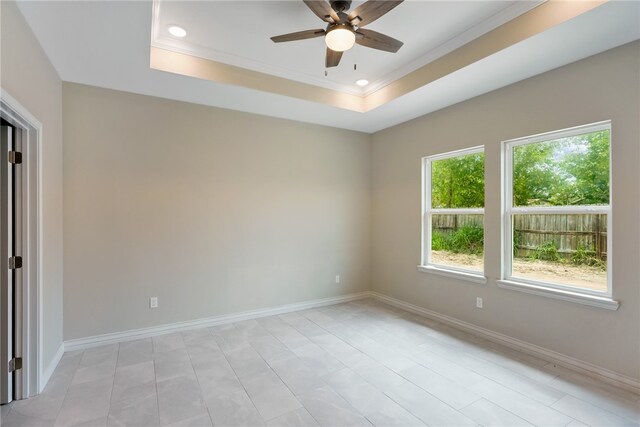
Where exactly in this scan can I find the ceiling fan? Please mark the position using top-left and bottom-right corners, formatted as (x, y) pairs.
(270, 0), (404, 68)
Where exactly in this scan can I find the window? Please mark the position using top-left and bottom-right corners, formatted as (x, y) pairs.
(503, 121), (612, 298)
(421, 147), (485, 282)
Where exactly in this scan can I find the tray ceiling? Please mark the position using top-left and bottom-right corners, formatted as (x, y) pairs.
(15, 1), (640, 132)
(151, 1), (537, 95)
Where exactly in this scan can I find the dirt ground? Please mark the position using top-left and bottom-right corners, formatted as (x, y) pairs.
(431, 251), (607, 291)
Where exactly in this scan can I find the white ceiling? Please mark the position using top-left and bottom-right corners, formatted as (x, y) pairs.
(151, 0), (536, 95)
(16, 1), (640, 133)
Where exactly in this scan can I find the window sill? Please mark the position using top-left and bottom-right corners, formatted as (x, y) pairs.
(418, 265), (487, 285)
(497, 280), (619, 311)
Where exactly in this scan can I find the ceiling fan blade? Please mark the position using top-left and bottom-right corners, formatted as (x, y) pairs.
(348, 0), (403, 27)
(303, 0), (340, 23)
(325, 47), (343, 68)
(271, 29), (326, 43)
(355, 29), (403, 53)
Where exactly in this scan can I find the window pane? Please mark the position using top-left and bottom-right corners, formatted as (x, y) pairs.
(431, 214), (484, 272)
(431, 152), (484, 208)
(512, 129), (610, 207)
(511, 213), (607, 292)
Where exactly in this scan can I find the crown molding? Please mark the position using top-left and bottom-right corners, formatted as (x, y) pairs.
(150, 0), (542, 98)
(150, 1), (608, 113)
(363, 0), (545, 96)
(151, 0), (365, 96)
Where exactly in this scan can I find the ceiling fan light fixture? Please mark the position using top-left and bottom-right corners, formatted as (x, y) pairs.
(168, 25), (187, 38)
(325, 26), (355, 52)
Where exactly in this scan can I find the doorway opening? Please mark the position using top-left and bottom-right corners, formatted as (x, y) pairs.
(0, 91), (42, 403)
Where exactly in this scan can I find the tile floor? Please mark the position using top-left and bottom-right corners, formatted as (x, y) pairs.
(1, 298), (638, 427)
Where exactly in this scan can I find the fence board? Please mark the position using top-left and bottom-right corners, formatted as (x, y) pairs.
(432, 213), (607, 261)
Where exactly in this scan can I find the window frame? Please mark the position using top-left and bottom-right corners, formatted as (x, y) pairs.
(501, 121), (613, 299)
(420, 146), (486, 283)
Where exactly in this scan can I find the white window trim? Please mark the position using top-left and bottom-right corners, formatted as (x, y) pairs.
(420, 146), (486, 283)
(502, 121), (617, 308)
(418, 265), (487, 285)
(496, 280), (619, 310)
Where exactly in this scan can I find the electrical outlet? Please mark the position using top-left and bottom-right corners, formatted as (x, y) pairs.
(476, 297), (483, 309)
(335, 275), (340, 284)
(150, 297), (158, 309)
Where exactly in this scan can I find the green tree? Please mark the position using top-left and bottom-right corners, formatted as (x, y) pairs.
(556, 130), (610, 205)
(512, 142), (557, 206)
(433, 131), (609, 209)
(431, 153), (484, 208)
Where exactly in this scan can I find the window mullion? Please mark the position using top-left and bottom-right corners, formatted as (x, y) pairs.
(430, 208), (484, 215)
(511, 206), (610, 215)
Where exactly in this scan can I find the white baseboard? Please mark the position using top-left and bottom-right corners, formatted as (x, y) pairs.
(61, 289), (639, 395)
(370, 291), (640, 395)
(64, 291), (371, 352)
(40, 342), (64, 393)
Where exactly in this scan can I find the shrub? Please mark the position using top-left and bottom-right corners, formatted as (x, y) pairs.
(432, 226), (483, 255)
(431, 231), (448, 251)
(572, 244), (606, 269)
(530, 241), (560, 262)
(449, 226), (484, 255)
(513, 230), (523, 256)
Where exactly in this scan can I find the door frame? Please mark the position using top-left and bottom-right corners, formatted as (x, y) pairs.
(0, 89), (43, 397)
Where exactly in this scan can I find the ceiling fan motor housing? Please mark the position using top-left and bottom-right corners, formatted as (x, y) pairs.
(330, 0), (352, 13)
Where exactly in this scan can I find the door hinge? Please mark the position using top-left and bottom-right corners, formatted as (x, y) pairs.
(8, 357), (22, 372)
(9, 256), (22, 269)
(8, 151), (22, 165)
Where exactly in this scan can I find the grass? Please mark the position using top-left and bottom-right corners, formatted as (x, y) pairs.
(432, 225), (484, 255)
(571, 244), (606, 270)
(529, 240), (560, 262)
(433, 229), (605, 269)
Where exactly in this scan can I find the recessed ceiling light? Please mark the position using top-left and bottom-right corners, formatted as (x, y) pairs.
(168, 25), (187, 38)
(355, 79), (369, 87)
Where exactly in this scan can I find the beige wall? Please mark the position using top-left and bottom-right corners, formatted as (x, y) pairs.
(11, 0), (637, 385)
(62, 83), (371, 340)
(0, 2), (65, 372)
(371, 41), (640, 381)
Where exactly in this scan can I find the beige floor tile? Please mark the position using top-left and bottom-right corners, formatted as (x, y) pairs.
(7, 300), (636, 427)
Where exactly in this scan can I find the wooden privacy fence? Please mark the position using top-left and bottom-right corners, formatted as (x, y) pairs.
(432, 214), (607, 261)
